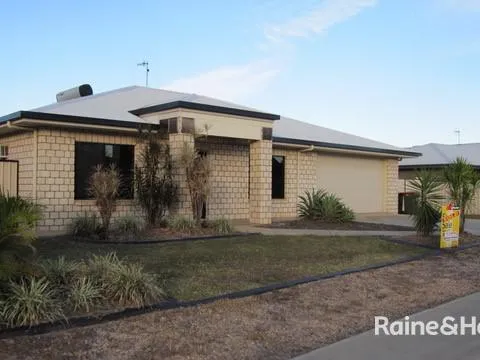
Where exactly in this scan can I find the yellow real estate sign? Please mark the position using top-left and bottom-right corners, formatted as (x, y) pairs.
(440, 204), (460, 249)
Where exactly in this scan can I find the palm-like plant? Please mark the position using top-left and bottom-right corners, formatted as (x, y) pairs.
(408, 171), (444, 236)
(298, 189), (354, 223)
(88, 165), (121, 238)
(0, 192), (42, 280)
(443, 157), (479, 233)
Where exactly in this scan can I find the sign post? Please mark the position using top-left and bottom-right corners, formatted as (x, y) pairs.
(440, 203), (460, 249)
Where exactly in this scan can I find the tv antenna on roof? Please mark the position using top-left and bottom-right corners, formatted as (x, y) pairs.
(137, 61), (150, 87)
(454, 129), (461, 144)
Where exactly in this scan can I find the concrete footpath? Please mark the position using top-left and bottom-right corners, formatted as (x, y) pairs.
(235, 225), (415, 237)
(293, 292), (480, 360)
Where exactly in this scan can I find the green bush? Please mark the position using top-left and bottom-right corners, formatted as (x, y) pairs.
(298, 189), (354, 223)
(70, 213), (102, 239)
(408, 171), (443, 236)
(0, 277), (63, 327)
(105, 262), (164, 307)
(209, 218), (234, 234)
(114, 216), (145, 237)
(68, 277), (103, 313)
(167, 216), (197, 233)
(39, 256), (82, 289)
(0, 193), (42, 280)
(85, 253), (123, 283)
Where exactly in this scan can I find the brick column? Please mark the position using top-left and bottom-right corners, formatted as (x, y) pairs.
(249, 140), (272, 224)
(169, 132), (195, 217)
(384, 159), (399, 214)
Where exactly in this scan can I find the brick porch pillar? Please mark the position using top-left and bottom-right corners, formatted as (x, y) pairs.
(384, 159), (399, 214)
(169, 132), (195, 217)
(249, 140), (272, 224)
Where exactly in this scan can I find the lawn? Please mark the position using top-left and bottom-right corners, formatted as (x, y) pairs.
(36, 235), (427, 301)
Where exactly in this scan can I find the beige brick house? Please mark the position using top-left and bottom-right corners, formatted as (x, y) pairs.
(0, 86), (420, 234)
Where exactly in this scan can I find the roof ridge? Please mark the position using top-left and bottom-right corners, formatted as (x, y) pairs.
(430, 143), (453, 163)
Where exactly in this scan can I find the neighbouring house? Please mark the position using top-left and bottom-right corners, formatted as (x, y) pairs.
(0, 85), (420, 234)
(398, 143), (480, 215)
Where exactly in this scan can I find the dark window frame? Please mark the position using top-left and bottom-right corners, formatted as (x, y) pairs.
(272, 155), (285, 199)
(74, 142), (135, 200)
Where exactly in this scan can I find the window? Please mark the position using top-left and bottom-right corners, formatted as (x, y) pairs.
(272, 156), (285, 199)
(74, 142), (134, 200)
(0, 145), (8, 159)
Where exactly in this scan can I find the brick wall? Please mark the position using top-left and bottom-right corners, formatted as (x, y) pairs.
(249, 140), (272, 224)
(272, 148), (317, 219)
(35, 129), (142, 234)
(0, 132), (34, 199)
(207, 138), (249, 220)
(384, 159), (399, 214)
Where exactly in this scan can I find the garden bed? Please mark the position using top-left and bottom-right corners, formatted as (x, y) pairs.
(3, 247), (480, 359)
(266, 219), (414, 231)
(36, 235), (425, 301)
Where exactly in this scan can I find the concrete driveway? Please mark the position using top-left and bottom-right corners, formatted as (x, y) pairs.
(357, 214), (480, 235)
(293, 292), (480, 360)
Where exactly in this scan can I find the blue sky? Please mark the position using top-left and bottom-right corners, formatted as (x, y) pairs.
(1, 0), (480, 147)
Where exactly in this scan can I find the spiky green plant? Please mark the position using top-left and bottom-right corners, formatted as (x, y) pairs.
(68, 277), (103, 313)
(408, 170), (444, 236)
(210, 218), (234, 234)
(0, 277), (63, 327)
(39, 256), (82, 289)
(70, 213), (102, 239)
(443, 157), (480, 233)
(114, 215), (145, 237)
(298, 189), (354, 222)
(298, 189), (327, 218)
(167, 215), (197, 233)
(0, 192), (42, 279)
(85, 252), (123, 283)
(105, 262), (164, 307)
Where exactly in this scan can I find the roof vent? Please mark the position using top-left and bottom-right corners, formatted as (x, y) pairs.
(56, 84), (93, 103)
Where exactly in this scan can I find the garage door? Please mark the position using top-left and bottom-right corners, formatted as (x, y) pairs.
(315, 154), (384, 213)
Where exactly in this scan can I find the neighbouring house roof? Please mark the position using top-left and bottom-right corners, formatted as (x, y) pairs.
(400, 143), (480, 169)
(0, 86), (420, 157)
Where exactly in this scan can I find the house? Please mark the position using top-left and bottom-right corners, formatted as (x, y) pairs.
(0, 85), (420, 234)
(398, 143), (480, 214)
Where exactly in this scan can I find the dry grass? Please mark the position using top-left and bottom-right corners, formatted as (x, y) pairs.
(2, 248), (480, 360)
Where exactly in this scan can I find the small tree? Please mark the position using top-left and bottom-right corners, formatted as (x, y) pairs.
(88, 165), (120, 237)
(443, 157), (479, 233)
(135, 135), (177, 226)
(408, 171), (443, 236)
(180, 141), (210, 223)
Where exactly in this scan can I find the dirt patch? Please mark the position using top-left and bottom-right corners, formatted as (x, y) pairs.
(397, 233), (480, 248)
(2, 249), (480, 360)
(266, 219), (414, 231)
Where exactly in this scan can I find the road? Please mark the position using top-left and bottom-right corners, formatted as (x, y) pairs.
(293, 292), (480, 360)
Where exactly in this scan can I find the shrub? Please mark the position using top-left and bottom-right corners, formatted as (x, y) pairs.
(105, 262), (164, 307)
(167, 216), (197, 233)
(209, 218), (234, 234)
(0, 193), (42, 280)
(0, 277), (63, 327)
(70, 213), (102, 239)
(409, 171), (443, 236)
(88, 165), (121, 237)
(135, 134), (178, 226)
(39, 256), (82, 289)
(180, 141), (210, 223)
(68, 277), (103, 313)
(443, 157), (480, 233)
(85, 253), (123, 283)
(298, 189), (354, 223)
(114, 216), (145, 237)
